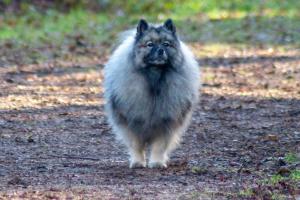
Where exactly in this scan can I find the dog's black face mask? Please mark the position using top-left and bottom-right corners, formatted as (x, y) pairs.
(133, 19), (182, 69)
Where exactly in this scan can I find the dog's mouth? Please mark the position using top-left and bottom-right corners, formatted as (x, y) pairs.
(148, 59), (167, 66)
(145, 53), (168, 66)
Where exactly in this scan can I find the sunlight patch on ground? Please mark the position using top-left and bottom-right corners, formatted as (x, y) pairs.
(1, 46), (299, 110)
(0, 84), (103, 110)
(202, 87), (300, 100)
(189, 43), (298, 58)
(0, 92), (103, 110)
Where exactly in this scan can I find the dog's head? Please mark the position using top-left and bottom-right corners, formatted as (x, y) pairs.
(133, 19), (182, 68)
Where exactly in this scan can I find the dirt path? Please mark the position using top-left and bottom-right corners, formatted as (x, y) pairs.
(0, 47), (299, 199)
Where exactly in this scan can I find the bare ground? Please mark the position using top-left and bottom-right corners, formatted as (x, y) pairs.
(0, 46), (299, 199)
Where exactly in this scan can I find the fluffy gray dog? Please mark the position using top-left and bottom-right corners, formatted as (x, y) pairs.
(104, 19), (200, 168)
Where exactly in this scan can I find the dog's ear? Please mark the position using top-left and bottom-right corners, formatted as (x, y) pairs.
(137, 19), (149, 36)
(163, 19), (176, 33)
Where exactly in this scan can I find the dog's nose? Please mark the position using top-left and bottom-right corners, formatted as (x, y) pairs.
(158, 48), (164, 56)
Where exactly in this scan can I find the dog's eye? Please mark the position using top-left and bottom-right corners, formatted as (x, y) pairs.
(146, 41), (154, 47)
(163, 41), (170, 47)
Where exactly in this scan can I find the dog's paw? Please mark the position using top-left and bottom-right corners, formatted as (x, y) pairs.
(130, 161), (146, 168)
(148, 162), (167, 169)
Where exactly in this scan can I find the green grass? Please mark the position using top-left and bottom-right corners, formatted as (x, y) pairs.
(265, 152), (300, 184)
(290, 169), (300, 181)
(0, 9), (112, 45)
(271, 193), (287, 200)
(1, 1), (300, 48)
(191, 166), (208, 175)
(254, 152), (300, 199)
(257, 170), (298, 199)
(108, 0), (300, 19)
(270, 174), (285, 184)
(238, 188), (254, 198)
(284, 153), (299, 164)
(178, 15), (300, 45)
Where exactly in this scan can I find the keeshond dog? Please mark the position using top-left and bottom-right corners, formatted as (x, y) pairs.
(104, 19), (200, 168)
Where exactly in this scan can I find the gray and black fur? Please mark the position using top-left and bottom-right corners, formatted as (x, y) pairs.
(104, 19), (200, 168)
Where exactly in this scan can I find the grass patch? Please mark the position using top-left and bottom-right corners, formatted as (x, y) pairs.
(262, 170), (299, 185)
(0, 9), (113, 46)
(271, 193), (288, 200)
(191, 166), (208, 175)
(255, 172), (298, 199)
(284, 152), (299, 164)
(261, 152), (300, 186)
(177, 16), (300, 45)
(238, 188), (254, 198)
(1, 1), (300, 48)
(290, 169), (300, 181)
(270, 174), (285, 185)
(1, 1), (300, 66)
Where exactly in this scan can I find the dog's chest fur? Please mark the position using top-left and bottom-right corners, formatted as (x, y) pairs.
(110, 65), (193, 138)
(140, 65), (170, 95)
